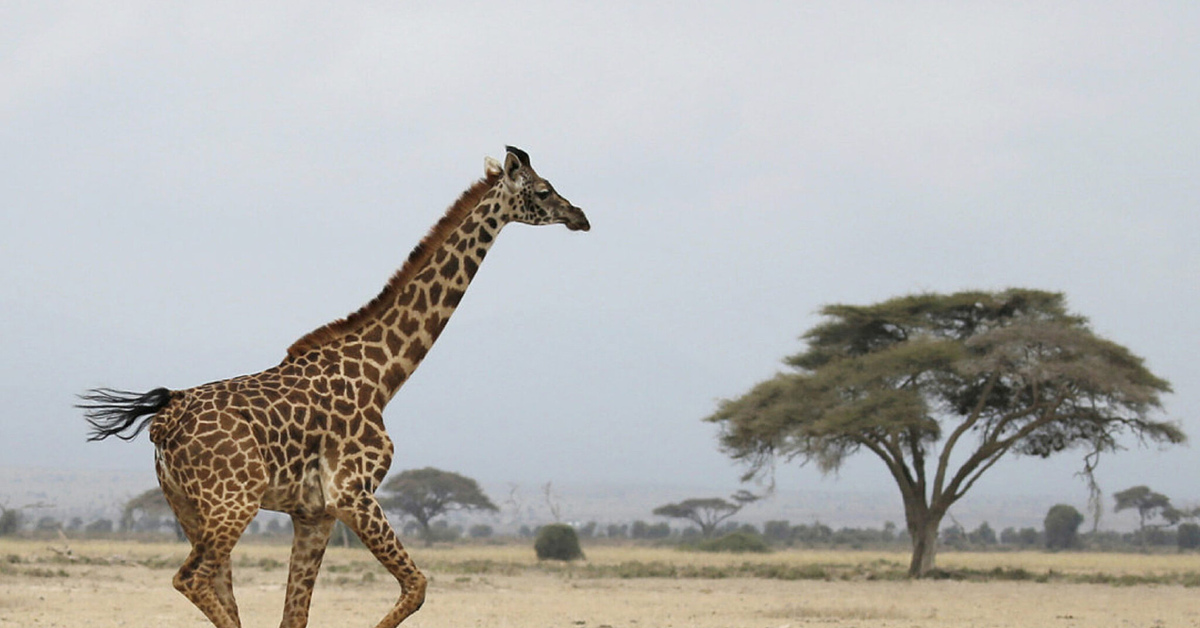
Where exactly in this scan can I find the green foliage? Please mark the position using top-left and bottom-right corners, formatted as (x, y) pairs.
(468, 524), (494, 539)
(969, 522), (997, 545)
(1178, 523), (1200, 550)
(691, 531), (771, 553)
(630, 520), (671, 539)
(1045, 504), (1085, 550)
(534, 523), (584, 561)
(0, 508), (23, 536)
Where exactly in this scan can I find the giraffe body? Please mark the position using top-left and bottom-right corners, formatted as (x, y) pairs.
(81, 147), (588, 628)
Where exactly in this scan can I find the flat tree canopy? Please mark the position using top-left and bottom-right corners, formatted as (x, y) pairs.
(707, 289), (1183, 577)
(379, 467), (497, 545)
(653, 492), (757, 538)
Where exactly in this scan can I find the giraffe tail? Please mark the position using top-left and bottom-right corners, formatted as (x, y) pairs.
(78, 387), (174, 442)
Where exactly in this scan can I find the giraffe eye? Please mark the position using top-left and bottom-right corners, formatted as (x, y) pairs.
(535, 188), (551, 199)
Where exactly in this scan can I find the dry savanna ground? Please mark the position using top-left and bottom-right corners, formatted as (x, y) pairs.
(2, 538), (1198, 627)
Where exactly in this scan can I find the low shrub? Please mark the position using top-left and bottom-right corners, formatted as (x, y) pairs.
(692, 531), (771, 553)
(534, 524), (584, 561)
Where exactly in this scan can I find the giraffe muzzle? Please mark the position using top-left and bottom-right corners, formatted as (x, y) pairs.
(562, 206), (591, 232)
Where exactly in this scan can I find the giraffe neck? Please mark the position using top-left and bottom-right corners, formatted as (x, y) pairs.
(284, 172), (511, 401)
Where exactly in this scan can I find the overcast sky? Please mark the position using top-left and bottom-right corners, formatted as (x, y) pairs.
(2, 3), (1197, 516)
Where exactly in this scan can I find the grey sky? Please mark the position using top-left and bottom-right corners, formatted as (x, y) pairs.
(2, 3), (1197, 514)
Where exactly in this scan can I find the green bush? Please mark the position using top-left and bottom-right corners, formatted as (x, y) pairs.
(1178, 523), (1200, 550)
(1044, 504), (1084, 550)
(534, 524), (584, 561)
(694, 531), (771, 553)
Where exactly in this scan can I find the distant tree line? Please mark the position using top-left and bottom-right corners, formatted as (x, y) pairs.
(7, 468), (1195, 556)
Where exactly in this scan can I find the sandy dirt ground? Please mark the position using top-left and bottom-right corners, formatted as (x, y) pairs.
(2, 540), (1198, 627)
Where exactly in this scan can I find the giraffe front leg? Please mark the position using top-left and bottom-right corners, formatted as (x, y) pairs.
(331, 492), (426, 628)
(278, 514), (335, 628)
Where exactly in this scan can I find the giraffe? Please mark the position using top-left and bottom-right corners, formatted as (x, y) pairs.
(79, 146), (589, 628)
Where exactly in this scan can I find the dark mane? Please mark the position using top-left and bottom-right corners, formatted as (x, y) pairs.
(285, 172), (501, 358)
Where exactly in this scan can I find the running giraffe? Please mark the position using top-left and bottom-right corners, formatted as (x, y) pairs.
(80, 146), (589, 628)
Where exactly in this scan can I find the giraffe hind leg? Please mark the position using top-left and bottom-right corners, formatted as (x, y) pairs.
(278, 514), (335, 628)
(158, 463), (243, 625)
(331, 492), (426, 628)
(165, 488), (260, 628)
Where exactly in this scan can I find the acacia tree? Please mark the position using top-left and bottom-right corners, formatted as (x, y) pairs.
(379, 467), (498, 546)
(652, 491), (758, 538)
(1113, 485), (1196, 542)
(707, 289), (1183, 577)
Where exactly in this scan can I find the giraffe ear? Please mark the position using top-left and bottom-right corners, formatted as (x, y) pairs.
(484, 156), (502, 177)
(502, 151), (523, 192)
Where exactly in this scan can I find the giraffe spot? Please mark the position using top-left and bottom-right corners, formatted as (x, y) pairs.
(214, 440), (237, 458)
(444, 289), (464, 307)
(413, 289), (428, 313)
(428, 283), (443, 306)
(397, 313), (419, 337)
(363, 326), (384, 344)
(403, 338), (428, 364)
(464, 257), (479, 279)
(364, 345), (387, 365)
(382, 368), (406, 392)
(423, 314), (442, 337)
(477, 226), (493, 243)
(439, 255), (460, 279)
(343, 361), (361, 379)
(362, 363), (380, 382)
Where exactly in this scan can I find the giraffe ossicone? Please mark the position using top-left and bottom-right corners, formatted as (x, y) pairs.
(79, 146), (589, 628)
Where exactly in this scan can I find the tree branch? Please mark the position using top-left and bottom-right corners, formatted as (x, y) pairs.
(933, 371), (1000, 501)
(942, 392), (1069, 502)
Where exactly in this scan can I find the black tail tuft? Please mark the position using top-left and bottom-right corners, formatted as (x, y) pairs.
(78, 387), (173, 442)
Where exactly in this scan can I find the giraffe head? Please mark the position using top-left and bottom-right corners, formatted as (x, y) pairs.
(484, 146), (590, 232)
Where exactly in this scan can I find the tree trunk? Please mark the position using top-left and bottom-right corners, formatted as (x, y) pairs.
(907, 511), (943, 577)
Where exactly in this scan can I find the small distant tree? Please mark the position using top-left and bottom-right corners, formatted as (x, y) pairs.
(652, 491), (758, 538)
(969, 521), (997, 546)
(1177, 523), (1200, 550)
(85, 519), (113, 535)
(379, 468), (498, 546)
(577, 521), (597, 538)
(122, 488), (183, 540)
(1045, 504), (1084, 550)
(763, 520), (792, 543)
(0, 506), (23, 536)
(1112, 486), (1195, 544)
